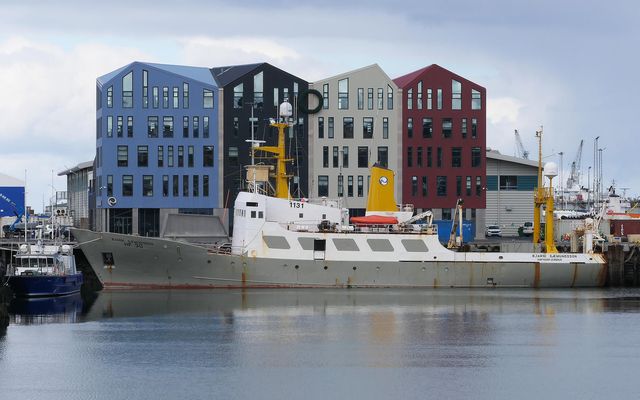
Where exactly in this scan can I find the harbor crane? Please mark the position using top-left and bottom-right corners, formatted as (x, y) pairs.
(566, 139), (584, 189)
(514, 130), (529, 159)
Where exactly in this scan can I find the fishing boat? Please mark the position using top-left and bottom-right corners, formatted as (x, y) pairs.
(72, 102), (607, 289)
(5, 242), (83, 297)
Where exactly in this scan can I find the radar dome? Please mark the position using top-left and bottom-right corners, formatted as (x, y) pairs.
(544, 161), (558, 178)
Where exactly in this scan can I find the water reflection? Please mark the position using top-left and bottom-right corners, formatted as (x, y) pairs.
(8, 293), (84, 325)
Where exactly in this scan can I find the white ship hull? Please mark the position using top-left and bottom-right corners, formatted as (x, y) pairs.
(72, 229), (607, 289)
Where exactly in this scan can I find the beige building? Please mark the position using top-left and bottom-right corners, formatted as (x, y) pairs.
(308, 64), (402, 215)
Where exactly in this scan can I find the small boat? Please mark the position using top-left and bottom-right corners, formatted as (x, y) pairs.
(5, 242), (83, 297)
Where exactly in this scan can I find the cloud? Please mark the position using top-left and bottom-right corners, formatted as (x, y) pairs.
(487, 97), (523, 125)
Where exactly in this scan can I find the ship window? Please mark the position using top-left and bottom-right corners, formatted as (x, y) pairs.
(263, 236), (291, 249)
(367, 239), (394, 252)
(333, 238), (359, 251)
(299, 213), (303, 218)
(401, 239), (428, 252)
(298, 237), (319, 250)
(251, 211), (256, 218)
(258, 211), (263, 218)
(313, 239), (326, 251)
(246, 202), (259, 207)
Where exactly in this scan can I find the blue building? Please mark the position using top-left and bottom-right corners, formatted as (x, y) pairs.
(95, 62), (223, 238)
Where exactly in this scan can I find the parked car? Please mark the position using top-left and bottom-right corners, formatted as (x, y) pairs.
(518, 222), (534, 237)
(485, 225), (502, 237)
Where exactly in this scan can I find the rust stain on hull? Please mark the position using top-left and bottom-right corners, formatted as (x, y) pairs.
(570, 263), (578, 287)
(597, 259), (608, 287)
(533, 263), (541, 288)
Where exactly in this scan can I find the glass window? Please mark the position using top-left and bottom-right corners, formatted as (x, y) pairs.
(318, 117), (324, 139)
(333, 146), (339, 168)
(107, 116), (113, 137)
(407, 147), (413, 168)
(417, 146), (423, 167)
(193, 116), (199, 138)
(347, 176), (354, 197)
(203, 116), (209, 138)
(427, 147), (432, 167)
(500, 175), (517, 190)
(328, 117), (334, 138)
(234, 83), (243, 108)
(407, 117), (413, 138)
(116, 116), (123, 137)
(122, 71), (133, 108)
(472, 89), (481, 110)
(183, 83), (189, 108)
(338, 78), (349, 109)
(387, 85), (394, 110)
(318, 175), (329, 197)
(437, 147), (442, 167)
(127, 116), (133, 137)
(367, 88), (373, 110)
(273, 87), (279, 107)
(437, 176), (447, 196)
(461, 118), (467, 138)
(178, 146), (184, 167)
(173, 87), (179, 108)
(338, 175), (344, 197)
(122, 175), (133, 196)
(357, 176), (364, 197)
(163, 86), (169, 108)
(342, 146), (349, 168)
(193, 175), (199, 197)
(183, 116), (189, 138)
(377, 146), (388, 167)
(162, 175), (169, 197)
(322, 83), (329, 109)
(143, 175), (153, 197)
(107, 86), (113, 108)
(142, 71), (148, 108)
(471, 147), (481, 167)
(422, 176), (427, 196)
(452, 147), (462, 167)
(452, 80), (462, 110)
(422, 117), (432, 138)
(203, 175), (209, 197)
(147, 116), (158, 137)
(137, 145), (148, 167)
(168, 146), (174, 167)
(163, 116), (173, 137)
(203, 89), (214, 109)
(358, 146), (368, 168)
(188, 145), (194, 168)
(407, 88), (413, 109)
(117, 145), (128, 167)
(158, 146), (164, 167)
(442, 118), (452, 138)
(427, 88), (432, 109)
(172, 175), (179, 196)
(363, 117), (373, 139)
(417, 81), (423, 109)
(233, 117), (239, 137)
(253, 71), (263, 107)
(437, 88), (442, 110)
(412, 176), (418, 196)
(343, 117), (354, 139)
(466, 176), (472, 196)
(183, 175), (189, 197)
(378, 88), (384, 110)
(107, 175), (113, 196)
(456, 176), (462, 196)
(357, 88), (364, 110)
(203, 146), (214, 167)
(152, 87), (159, 108)
(476, 176), (482, 196)
(323, 146), (329, 168)
(383, 117), (389, 139)
(472, 118), (478, 138)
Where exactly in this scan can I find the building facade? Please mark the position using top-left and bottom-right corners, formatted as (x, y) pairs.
(485, 150), (538, 236)
(393, 65), (486, 222)
(308, 64), (402, 216)
(58, 161), (93, 229)
(95, 62), (222, 237)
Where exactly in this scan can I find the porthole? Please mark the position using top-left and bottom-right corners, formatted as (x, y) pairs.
(499, 256), (503, 260)
(295, 265), (300, 270)
(324, 266), (328, 270)
(352, 266), (357, 271)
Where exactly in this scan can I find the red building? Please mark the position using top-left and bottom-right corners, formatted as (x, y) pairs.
(394, 65), (486, 214)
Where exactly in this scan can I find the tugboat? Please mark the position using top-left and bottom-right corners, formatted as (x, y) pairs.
(5, 242), (83, 297)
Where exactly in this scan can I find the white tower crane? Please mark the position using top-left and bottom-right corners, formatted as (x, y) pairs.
(514, 130), (529, 159)
(566, 139), (583, 189)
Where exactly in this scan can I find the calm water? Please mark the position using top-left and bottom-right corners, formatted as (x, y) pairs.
(1, 288), (640, 399)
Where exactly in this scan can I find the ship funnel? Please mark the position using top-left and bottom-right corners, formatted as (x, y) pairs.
(366, 164), (398, 212)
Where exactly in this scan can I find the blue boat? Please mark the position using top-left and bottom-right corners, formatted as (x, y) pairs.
(5, 242), (82, 297)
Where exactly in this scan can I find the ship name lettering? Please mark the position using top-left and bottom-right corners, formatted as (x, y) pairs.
(289, 201), (304, 209)
(123, 240), (144, 249)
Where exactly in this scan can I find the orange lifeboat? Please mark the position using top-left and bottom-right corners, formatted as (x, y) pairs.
(350, 215), (398, 226)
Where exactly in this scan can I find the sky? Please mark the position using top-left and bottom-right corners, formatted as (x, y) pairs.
(1, 0), (639, 211)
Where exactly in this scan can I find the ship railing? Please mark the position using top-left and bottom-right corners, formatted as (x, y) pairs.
(284, 222), (438, 235)
(205, 242), (240, 255)
(397, 203), (415, 213)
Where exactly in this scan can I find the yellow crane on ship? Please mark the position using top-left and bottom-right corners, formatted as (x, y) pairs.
(533, 126), (558, 253)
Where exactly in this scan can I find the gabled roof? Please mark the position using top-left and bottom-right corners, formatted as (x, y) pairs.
(311, 64), (398, 88)
(210, 63), (264, 87)
(58, 160), (94, 176)
(0, 172), (24, 187)
(393, 64), (485, 90)
(97, 62), (217, 86)
(486, 149), (538, 168)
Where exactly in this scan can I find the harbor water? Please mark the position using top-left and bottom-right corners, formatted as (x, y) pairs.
(1, 288), (640, 399)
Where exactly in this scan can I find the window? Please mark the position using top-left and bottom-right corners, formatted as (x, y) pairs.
(173, 87), (179, 108)
(107, 116), (113, 137)
(322, 83), (329, 109)
(387, 85), (394, 109)
(343, 117), (354, 139)
(476, 176), (482, 196)
(472, 118), (478, 138)
(407, 117), (413, 138)
(203, 175), (209, 197)
(117, 145), (128, 167)
(183, 83), (189, 108)
(318, 175), (329, 197)
(500, 176), (518, 190)
(253, 72), (263, 107)
(427, 88), (432, 109)
(417, 81), (423, 109)
(318, 117), (324, 138)
(323, 146), (329, 168)
(203, 146), (214, 167)
(193, 116), (199, 138)
(107, 175), (113, 196)
(456, 176), (462, 196)
(471, 147), (481, 167)
(342, 146), (349, 168)
(367, 88), (373, 110)
(422, 117), (432, 138)
(233, 117), (239, 137)
(363, 117), (373, 139)
(442, 208), (452, 220)
(417, 147), (423, 167)
(452, 147), (462, 167)
(461, 118), (467, 138)
(357, 176), (364, 197)
(377, 88), (384, 110)
(442, 118), (452, 138)
(347, 176), (354, 197)
(377, 146), (388, 167)
(234, 83), (243, 108)
(172, 175), (179, 196)
(168, 146), (174, 167)
(183, 116), (189, 138)
(143, 175), (153, 197)
(116, 116), (123, 137)
(188, 146), (194, 167)
(122, 71), (133, 108)
(147, 116), (158, 137)
(333, 146), (339, 168)
(178, 146), (184, 167)
(338, 175), (344, 197)
(437, 147), (442, 167)
(358, 146), (368, 168)
(202, 88), (214, 109)
(357, 88), (364, 110)
(127, 116), (133, 137)
(407, 88), (413, 109)
(203, 116), (209, 138)
(422, 176), (427, 196)
(452, 80), (462, 110)
(466, 176), (472, 196)
(437, 176), (447, 196)
(107, 86), (113, 108)
(163, 116), (173, 137)
(137, 145), (148, 167)
(472, 89), (481, 110)
(407, 147), (413, 167)
(328, 117), (334, 138)
(437, 88), (442, 110)
(183, 175), (189, 197)
(411, 176), (418, 196)
(163, 175), (169, 197)
(427, 147), (432, 167)
(158, 146), (164, 167)
(163, 86), (169, 108)
(338, 78), (349, 109)
(122, 175), (133, 196)
(383, 117), (389, 139)
(193, 175), (199, 197)
(153, 87), (159, 108)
